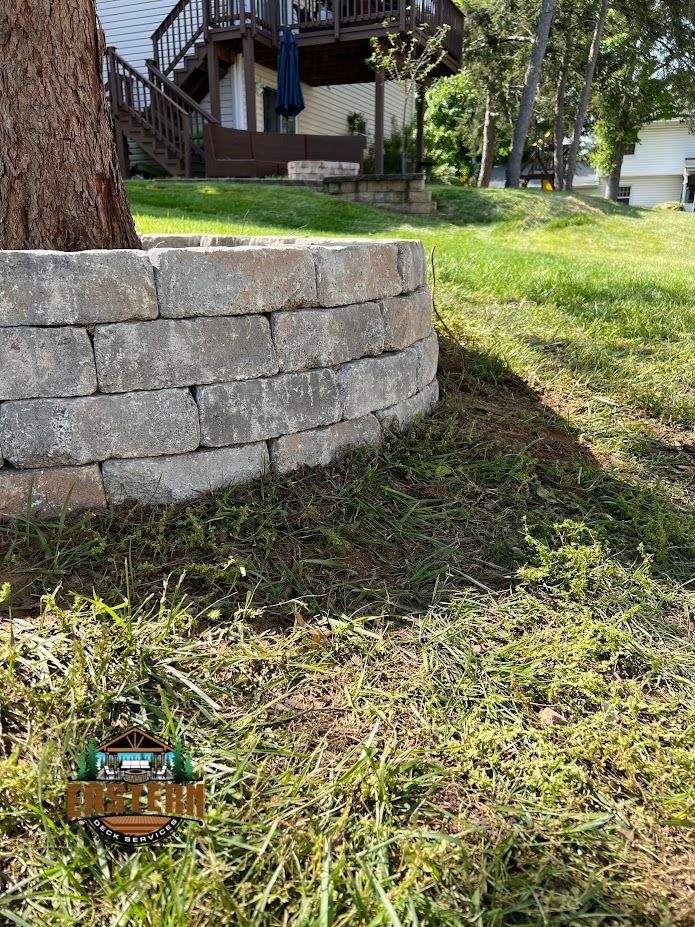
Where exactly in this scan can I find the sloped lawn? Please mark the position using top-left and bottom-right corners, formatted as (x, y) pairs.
(0, 184), (693, 926)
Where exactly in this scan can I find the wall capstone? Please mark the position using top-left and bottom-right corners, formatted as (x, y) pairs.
(0, 236), (440, 519)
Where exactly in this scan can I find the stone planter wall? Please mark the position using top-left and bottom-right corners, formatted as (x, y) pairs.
(323, 174), (437, 215)
(0, 236), (439, 519)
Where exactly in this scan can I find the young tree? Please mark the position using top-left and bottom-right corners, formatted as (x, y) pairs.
(0, 0), (138, 250)
(505, 0), (557, 187)
(565, 0), (610, 191)
(369, 23), (451, 173)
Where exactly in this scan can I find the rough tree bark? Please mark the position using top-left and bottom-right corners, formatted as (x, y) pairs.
(605, 143), (625, 201)
(0, 0), (139, 250)
(553, 56), (568, 190)
(477, 90), (498, 188)
(565, 0), (610, 192)
(505, 0), (556, 188)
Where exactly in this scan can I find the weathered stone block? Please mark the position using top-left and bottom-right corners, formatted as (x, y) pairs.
(381, 289), (433, 351)
(200, 235), (299, 248)
(94, 316), (277, 392)
(197, 369), (341, 446)
(140, 234), (202, 249)
(395, 240), (427, 292)
(269, 414), (381, 474)
(0, 389), (199, 468)
(102, 444), (269, 505)
(271, 302), (384, 371)
(149, 246), (317, 317)
(336, 351), (418, 419)
(0, 250), (158, 326)
(375, 380), (439, 432)
(0, 327), (97, 400)
(411, 332), (439, 388)
(0, 465), (106, 521)
(312, 243), (401, 307)
(405, 202), (436, 215)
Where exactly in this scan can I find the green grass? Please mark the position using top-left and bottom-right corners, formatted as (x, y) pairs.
(1, 182), (694, 926)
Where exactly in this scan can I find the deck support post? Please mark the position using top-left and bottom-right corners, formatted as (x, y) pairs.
(243, 34), (257, 131)
(415, 84), (426, 172)
(207, 41), (222, 122)
(374, 69), (385, 174)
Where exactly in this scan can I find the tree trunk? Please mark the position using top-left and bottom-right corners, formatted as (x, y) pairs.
(478, 90), (498, 187)
(553, 58), (567, 190)
(565, 0), (609, 192)
(506, 0), (556, 188)
(0, 0), (138, 250)
(605, 144), (625, 201)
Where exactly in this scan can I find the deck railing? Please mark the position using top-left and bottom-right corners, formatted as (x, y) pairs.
(152, 0), (207, 76)
(106, 48), (192, 177)
(152, 0), (462, 76)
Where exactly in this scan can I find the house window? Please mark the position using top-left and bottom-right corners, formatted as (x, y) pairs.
(262, 87), (296, 134)
(624, 142), (636, 155)
(617, 185), (631, 205)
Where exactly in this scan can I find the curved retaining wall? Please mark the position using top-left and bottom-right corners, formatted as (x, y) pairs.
(0, 235), (439, 519)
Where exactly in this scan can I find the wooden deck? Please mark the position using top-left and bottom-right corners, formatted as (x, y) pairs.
(152, 0), (463, 85)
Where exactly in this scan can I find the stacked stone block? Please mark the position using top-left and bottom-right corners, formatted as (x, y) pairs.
(323, 174), (437, 215)
(0, 237), (439, 519)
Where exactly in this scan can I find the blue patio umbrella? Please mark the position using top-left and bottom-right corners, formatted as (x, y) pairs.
(276, 27), (305, 119)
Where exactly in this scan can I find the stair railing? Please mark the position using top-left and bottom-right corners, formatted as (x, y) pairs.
(151, 0), (206, 76)
(106, 48), (192, 177)
(147, 59), (219, 154)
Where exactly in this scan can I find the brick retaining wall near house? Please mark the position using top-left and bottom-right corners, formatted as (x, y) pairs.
(0, 236), (439, 519)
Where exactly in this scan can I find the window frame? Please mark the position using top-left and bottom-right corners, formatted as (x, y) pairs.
(262, 86), (297, 135)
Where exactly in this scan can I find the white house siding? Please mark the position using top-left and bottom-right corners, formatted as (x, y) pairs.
(252, 63), (410, 141)
(623, 176), (684, 207)
(96, 0), (174, 73)
(622, 120), (695, 177)
(200, 67), (240, 129)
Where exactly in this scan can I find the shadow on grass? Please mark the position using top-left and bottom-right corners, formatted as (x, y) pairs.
(1, 334), (691, 624)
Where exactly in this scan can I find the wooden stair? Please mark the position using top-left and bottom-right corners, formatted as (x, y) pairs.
(106, 48), (217, 178)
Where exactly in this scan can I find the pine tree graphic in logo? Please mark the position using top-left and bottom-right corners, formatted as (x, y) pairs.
(66, 727), (203, 846)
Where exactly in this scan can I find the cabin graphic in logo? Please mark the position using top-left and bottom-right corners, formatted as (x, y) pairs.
(66, 727), (204, 846)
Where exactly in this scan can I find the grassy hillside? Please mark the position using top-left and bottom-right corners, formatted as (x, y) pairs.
(1, 184), (693, 926)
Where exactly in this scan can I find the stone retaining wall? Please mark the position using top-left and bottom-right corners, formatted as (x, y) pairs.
(323, 174), (437, 215)
(0, 236), (439, 519)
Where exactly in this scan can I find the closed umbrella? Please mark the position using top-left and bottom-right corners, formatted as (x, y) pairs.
(276, 27), (305, 119)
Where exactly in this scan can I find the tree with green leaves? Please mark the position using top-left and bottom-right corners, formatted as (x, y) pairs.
(424, 71), (478, 180)
(564, 0), (610, 190)
(458, 0), (538, 186)
(369, 23), (451, 173)
(590, 1), (695, 199)
(505, 0), (557, 187)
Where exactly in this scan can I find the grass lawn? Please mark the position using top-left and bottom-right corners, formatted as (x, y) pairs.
(1, 182), (693, 926)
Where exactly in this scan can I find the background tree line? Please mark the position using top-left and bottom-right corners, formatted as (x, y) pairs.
(424, 0), (695, 198)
